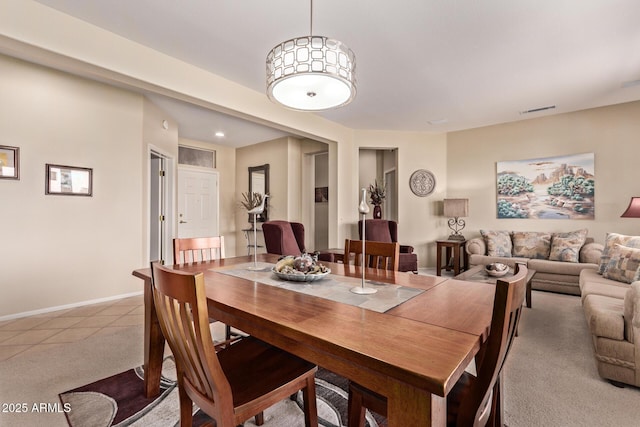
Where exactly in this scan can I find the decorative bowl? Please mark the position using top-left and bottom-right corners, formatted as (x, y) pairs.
(485, 263), (509, 277)
(272, 268), (331, 282)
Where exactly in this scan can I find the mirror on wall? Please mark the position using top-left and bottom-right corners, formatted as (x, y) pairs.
(249, 164), (269, 222)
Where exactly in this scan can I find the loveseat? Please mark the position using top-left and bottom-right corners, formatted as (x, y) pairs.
(579, 232), (640, 387)
(466, 229), (604, 296)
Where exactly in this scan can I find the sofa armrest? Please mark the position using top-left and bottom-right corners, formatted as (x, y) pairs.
(399, 244), (414, 254)
(580, 242), (604, 264)
(583, 294), (625, 341)
(466, 237), (486, 256)
(624, 282), (640, 343)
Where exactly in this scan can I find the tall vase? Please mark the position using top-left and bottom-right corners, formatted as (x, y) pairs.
(373, 205), (382, 219)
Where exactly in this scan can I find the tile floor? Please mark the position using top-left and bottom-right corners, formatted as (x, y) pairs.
(0, 294), (144, 362)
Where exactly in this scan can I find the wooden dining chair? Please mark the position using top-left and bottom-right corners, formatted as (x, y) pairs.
(343, 239), (400, 271)
(151, 262), (318, 427)
(347, 264), (528, 427)
(173, 236), (236, 341)
(173, 236), (226, 264)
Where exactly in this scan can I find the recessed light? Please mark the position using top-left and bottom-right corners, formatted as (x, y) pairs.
(215, 131), (225, 138)
(427, 118), (448, 125)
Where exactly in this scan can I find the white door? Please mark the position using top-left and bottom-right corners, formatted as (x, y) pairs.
(177, 167), (219, 238)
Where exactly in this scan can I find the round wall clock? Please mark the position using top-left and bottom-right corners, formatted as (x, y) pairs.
(409, 169), (436, 197)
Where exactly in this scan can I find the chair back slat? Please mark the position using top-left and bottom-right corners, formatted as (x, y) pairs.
(456, 263), (528, 426)
(150, 262), (233, 415)
(343, 239), (400, 271)
(173, 236), (225, 264)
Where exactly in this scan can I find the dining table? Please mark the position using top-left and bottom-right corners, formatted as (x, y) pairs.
(132, 254), (496, 426)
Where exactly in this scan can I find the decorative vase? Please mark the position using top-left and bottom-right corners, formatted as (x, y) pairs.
(373, 205), (382, 219)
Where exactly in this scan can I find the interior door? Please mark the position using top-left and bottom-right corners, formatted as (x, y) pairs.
(177, 167), (219, 238)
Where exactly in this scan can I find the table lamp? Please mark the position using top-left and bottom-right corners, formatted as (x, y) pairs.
(621, 197), (640, 218)
(444, 198), (469, 240)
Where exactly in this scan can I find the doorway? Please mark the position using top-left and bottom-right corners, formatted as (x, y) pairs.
(149, 150), (173, 265)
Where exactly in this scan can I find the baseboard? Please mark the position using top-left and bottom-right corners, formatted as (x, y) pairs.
(0, 291), (143, 322)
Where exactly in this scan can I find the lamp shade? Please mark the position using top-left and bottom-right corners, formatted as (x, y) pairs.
(443, 198), (469, 218)
(621, 197), (640, 218)
(266, 36), (356, 111)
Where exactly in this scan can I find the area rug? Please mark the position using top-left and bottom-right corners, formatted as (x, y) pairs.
(59, 356), (386, 427)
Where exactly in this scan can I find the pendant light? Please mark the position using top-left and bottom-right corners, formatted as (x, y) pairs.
(266, 0), (357, 111)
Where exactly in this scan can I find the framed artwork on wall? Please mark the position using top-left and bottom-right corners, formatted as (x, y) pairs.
(46, 164), (93, 196)
(0, 145), (19, 180)
(496, 152), (594, 219)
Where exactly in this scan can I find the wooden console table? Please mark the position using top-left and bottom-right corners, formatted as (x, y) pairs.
(436, 239), (468, 276)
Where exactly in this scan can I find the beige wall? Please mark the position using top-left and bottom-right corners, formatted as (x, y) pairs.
(447, 101), (640, 244)
(0, 55), (145, 316)
(353, 130), (448, 267)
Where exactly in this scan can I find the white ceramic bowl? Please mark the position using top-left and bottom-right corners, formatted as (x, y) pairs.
(485, 263), (509, 277)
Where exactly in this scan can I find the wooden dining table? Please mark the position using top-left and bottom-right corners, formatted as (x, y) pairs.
(132, 254), (496, 426)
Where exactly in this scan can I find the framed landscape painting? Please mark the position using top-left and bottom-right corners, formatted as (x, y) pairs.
(0, 145), (19, 180)
(496, 153), (594, 219)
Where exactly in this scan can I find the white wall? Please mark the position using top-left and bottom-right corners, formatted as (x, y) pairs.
(0, 55), (145, 316)
(447, 101), (640, 244)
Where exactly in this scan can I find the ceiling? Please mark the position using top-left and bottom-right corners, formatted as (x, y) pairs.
(32, 0), (640, 146)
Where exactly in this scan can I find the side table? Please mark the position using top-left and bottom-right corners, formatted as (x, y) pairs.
(436, 239), (468, 276)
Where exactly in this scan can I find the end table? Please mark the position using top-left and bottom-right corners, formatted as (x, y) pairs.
(436, 239), (468, 276)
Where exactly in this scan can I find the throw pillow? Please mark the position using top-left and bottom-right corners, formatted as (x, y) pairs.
(511, 231), (552, 259)
(480, 230), (512, 257)
(598, 232), (640, 274)
(548, 229), (588, 263)
(602, 244), (640, 284)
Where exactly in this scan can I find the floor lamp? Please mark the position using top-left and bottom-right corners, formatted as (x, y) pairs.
(247, 194), (269, 271)
(351, 188), (377, 294)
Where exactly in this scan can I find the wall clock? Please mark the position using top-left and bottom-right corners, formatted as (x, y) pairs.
(409, 169), (436, 197)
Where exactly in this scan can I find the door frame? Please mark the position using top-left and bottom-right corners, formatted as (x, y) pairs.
(148, 145), (175, 265)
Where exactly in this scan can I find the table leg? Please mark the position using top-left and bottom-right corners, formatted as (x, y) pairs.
(436, 244), (443, 276)
(452, 247), (461, 275)
(386, 382), (445, 426)
(143, 276), (165, 398)
(526, 280), (532, 308)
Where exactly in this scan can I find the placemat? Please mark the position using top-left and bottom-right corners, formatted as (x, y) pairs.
(213, 262), (423, 313)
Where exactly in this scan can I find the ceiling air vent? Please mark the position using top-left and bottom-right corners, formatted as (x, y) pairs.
(519, 105), (556, 115)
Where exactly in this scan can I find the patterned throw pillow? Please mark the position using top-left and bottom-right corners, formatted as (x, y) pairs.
(480, 230), (512, 257)
(548, 229), (588, 263)
(602, 244), (640, 284)
(512, 231), (552, 259)
(598, 233), (640, 274)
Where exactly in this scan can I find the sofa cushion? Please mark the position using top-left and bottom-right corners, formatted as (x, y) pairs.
(480, 230), (512, 257)
(548, 228), (588, 263)
(581, 281), (629, 301)
(583, 294), (625, 341)
(598, 232), (640, 274)
(602, 244), (640, 284)
(580, 241), (604, 264)
(528, 258), (594, 276)
(511, 231), (551, 259)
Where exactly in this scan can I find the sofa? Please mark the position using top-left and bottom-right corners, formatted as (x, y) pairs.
(579, 232), (640, 387)
(466, 229), (604, 296)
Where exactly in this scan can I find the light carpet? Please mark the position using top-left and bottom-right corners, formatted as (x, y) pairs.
(1, 290), (640, 426)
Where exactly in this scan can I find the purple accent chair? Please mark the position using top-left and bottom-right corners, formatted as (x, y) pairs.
(358, 219), (418, 273)
(262, 220), (334, 262)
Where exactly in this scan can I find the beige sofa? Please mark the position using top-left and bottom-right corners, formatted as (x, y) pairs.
(466, 229), (604, 295)
(579, 233), (640, 387)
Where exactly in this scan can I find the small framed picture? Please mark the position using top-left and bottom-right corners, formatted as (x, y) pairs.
(46, 164), (93, 196)
(0, 145), (19, 180)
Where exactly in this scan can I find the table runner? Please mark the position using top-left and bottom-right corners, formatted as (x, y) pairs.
(213, 262), (423, 313)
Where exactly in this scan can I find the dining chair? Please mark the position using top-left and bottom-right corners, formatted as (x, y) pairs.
(357, 219), (418, 273)
(173, 236), (237, 341)
(343, 239), (400, 271)
(347, 264), (528, 427)
(173, 236), (226, 264)
(150, 262), (319, 427)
